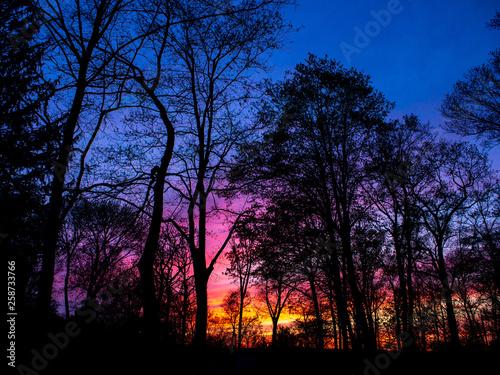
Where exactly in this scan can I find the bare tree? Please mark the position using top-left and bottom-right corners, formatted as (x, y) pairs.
(153, 225), (195, 343)
(58, 199), (144, 305)
(257, 266), (296, 347)
(225, 224), (260, 348)
(412, 141), (491, 348)
(101, 0), (295, 343)
(157, 0), (295, 346)
(58, 206), (86, 319)
(221, 290), (260, 348)
(440, 11), (500, 146)
(229, 55), (394, 350)
(365, 114), (431, 341)
(35, 0), (151, 320)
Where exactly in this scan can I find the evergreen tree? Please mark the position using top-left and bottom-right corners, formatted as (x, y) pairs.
(0, 0), (58, 317)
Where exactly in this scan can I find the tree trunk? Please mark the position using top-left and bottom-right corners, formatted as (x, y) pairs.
(181, 273), (189, 345)
(403, 195), (416, 349)
(38, 74), (88, 321)
(164, 284), (172, 337)
(193, 266), (208, 347)
(395, 225), (409, 334)
(272, 318), (278, 347)
(406, 232), (416, 341)
(437, 240), (460, 348)
(308, 274), (324, 349)
(191, 184), (210, 347)
(238, 299), (244, 349)
(138, 88), (175, 341)
(138, 160), (166, 339)
(328, 292), (338, 349)
(37, 0), (111, 319)
(64, 253), (71, 320)
(343, 233), (376, 351)
(324, 221), (350, 349)
(442, 283), (460, 347)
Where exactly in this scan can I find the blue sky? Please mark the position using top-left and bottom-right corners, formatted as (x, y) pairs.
(268, 0), (500, 168)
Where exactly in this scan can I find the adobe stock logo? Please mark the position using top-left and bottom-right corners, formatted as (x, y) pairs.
(339, 0), (405, 64)
(8, 11), (46, 53)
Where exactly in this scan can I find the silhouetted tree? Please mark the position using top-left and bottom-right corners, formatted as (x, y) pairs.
(58, 199), (144, 303)
(34, 0), (140, 321)
(463, 176), (500, 345)
(158, 0), (295, 347)
(366, 114), (431, 342)
(58, 205), (86, 319)
(230, 54), (394, 350)
(0, 0), (57, 320)
(153, 225), (195, 343)
(104, 0), (295, 344)
(225, 223), (261, 348)
(440, 11), (500, 145)
(252, 207), (299, 346)
(412, 141), (491, 348)
(221, 290), (260, 348)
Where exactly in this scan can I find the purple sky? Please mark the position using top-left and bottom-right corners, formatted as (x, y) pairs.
(268, 0), (500, 169)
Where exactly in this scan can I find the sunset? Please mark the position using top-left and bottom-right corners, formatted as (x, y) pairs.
(2, 0), (499, 374)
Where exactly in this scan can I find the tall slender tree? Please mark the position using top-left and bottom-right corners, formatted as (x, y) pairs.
(160, 0), (295, 346)
(225, 223), (260, 348)
(35, 0), (140, 321)
(412, 141), (491, 348)
(106, 0), (295, 344)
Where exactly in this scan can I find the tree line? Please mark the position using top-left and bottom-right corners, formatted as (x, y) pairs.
(1, 0), (498, 353)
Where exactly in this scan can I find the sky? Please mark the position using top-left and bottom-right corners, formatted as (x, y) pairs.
(271, 0), (498, 127)
(207, 0), (500, 310)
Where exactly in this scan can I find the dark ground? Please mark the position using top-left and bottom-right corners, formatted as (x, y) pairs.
(9, 327), (499, 375)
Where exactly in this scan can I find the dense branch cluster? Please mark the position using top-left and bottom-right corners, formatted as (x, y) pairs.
(1, 1), (498, 365)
